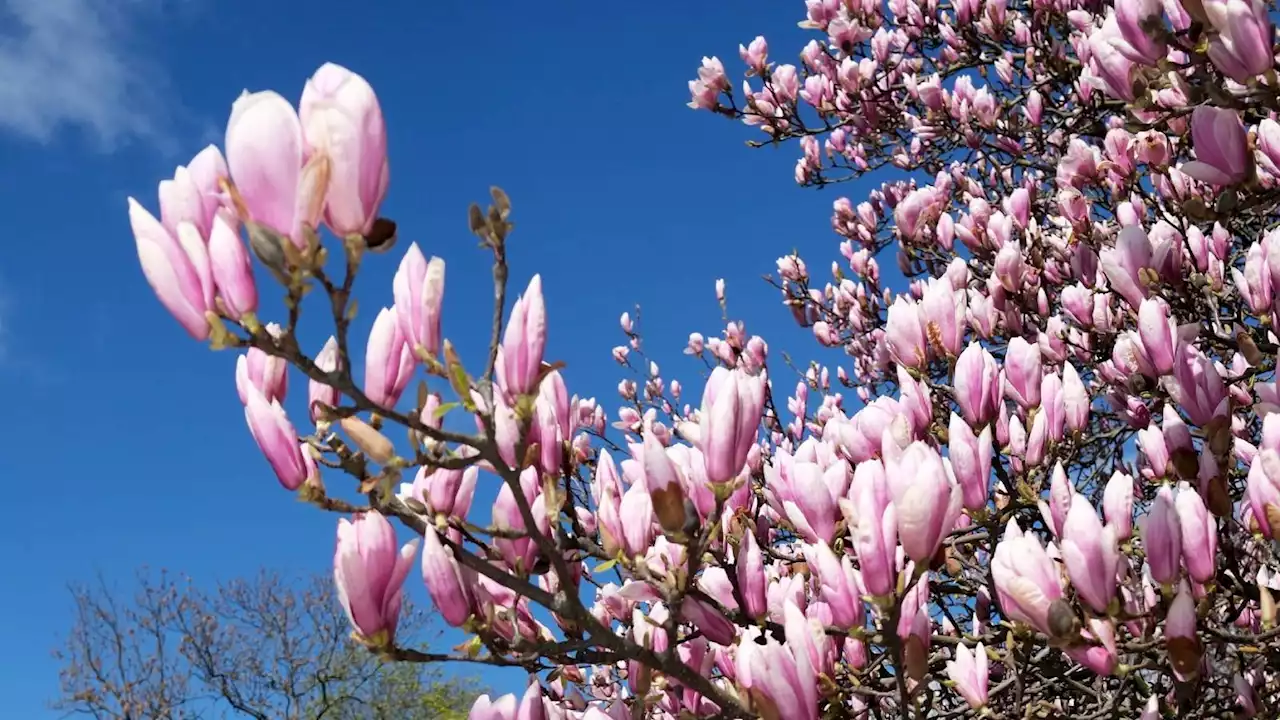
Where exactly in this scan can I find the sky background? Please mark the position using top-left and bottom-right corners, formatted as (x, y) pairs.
(0, 0), (885, 714)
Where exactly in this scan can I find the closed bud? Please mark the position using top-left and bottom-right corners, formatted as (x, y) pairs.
(738, 529), (768, 620)
(1144, 485), (1182, 586)
(699, 367), (767, 484)
(1004, 337), (1043, 409)
(1063, 362), (1090, 433)
(1103, 471), (1135, 541)
(236, 332), (289, 405)
(885, 297), (928, 368)
(244, 385), (309, 491)
(1061, 494), (1120, 614)
(393, 243), (446, 361)
(340, 416), (396, 466)
(309, 337), (342, 422)
(497, 275), (548, 396)
(949, 413), (993, 511)
(955, 342), (1001, 426)
(1175, 482), (1217, 584)
(365, 307), (416, 409)
(421, 526), (473, 628)
(208, 211), (258, 320)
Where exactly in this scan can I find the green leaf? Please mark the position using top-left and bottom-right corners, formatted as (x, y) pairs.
(432, 401), (460, 419)
(443, 341), (476, 411)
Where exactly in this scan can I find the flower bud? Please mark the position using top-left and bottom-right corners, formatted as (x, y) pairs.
(334, 511), (418, 646)
(497, 276), (547, 396)
(393, 243), (446, 360)
(299, 63), (389, 238)
(1144, 486), (1182, 586)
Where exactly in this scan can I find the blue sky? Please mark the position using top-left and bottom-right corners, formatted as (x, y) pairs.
(0, 0), (880, 713)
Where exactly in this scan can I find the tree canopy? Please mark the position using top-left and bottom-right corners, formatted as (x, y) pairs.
(120, 1), (1280, 717)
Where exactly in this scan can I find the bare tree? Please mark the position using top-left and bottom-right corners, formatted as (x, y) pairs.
(53, 569), (479, 720)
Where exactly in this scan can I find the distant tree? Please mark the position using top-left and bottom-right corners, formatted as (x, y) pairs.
(52, 569), (479, 720)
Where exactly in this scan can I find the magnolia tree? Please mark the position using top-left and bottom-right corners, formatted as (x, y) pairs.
(126, 0), (1280, 715)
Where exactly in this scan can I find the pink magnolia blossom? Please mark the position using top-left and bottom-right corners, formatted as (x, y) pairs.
(333, 511), (418, 645)
(992, 519), (1064, 635)
(1182, 107), (1250, 186)
(299, 63), (389, 237)
(945, 642), (990, 709)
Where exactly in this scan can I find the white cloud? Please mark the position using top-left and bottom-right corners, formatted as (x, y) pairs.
(0, 0), (179, 149)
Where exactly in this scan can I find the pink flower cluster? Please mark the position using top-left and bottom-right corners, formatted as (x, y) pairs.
(125, 0), (1280, 715)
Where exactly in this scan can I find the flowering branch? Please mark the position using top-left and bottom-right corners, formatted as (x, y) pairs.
(124, 2), (1280, 716)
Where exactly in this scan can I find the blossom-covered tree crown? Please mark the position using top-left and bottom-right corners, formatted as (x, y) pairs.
(128, 2), (1280, 717)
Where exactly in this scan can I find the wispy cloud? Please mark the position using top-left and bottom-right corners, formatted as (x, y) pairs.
(0, 0), (182, 150)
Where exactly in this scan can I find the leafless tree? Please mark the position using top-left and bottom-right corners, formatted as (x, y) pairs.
(53, 569), (479, 720)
